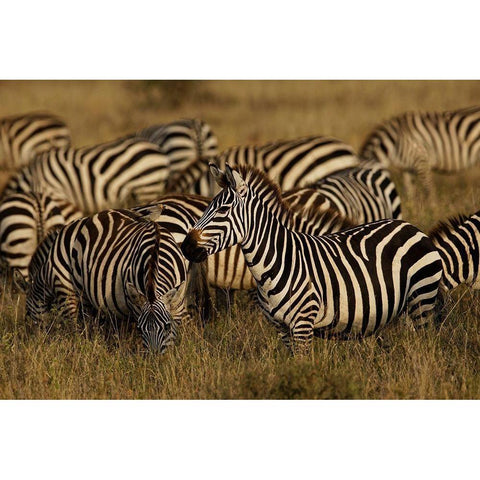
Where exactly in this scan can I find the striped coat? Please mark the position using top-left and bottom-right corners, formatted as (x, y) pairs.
(167, 135), (360, 196)
(182, 165), (443, 352)
(2, 137), (170, 213)
(23, 209), (188, 352)
(0, 112), (71, 170)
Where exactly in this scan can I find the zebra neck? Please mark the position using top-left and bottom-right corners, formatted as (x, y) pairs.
(240, 202), (296, 285)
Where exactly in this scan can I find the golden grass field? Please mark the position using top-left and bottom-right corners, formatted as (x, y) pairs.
(1, 80), (480, 399)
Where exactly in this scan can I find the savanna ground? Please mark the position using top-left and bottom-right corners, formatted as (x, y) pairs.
(1, 80), (480, 399)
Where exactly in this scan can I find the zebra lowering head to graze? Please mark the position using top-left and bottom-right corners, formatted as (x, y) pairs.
(133, 118), (218, 174)
(0, 112), (71, 171)
(283, 160), (402, 224)
(182, 164), (443, 353)
(18, 209), (190, 353)
(166, 135), (360, 197)
(360, 105), (480, 197)
(1, 137), (170, 214)
(429, 211), (480, 292)
(0, 192), (82, 280)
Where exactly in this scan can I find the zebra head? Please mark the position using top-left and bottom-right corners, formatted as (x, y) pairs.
(181, 163), (248, 263)
(127, 282), (185, 353)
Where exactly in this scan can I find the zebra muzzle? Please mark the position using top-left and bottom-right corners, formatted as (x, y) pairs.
(181, 230), (208, 263)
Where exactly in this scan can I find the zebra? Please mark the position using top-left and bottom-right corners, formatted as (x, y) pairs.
(429, 211), (480, 292)
(181, 164), (443, 353)
(0, 112), (71, 170)
(134, 192), (354, 294)
(17, 209), (190, 353)
(359, 105), (480, 196)
(167, 135), (360, 197)
(0, 192), (83, 280)
(133, 118), (218, 174)
(1, 137), (170, 214)
(283, 160), (402, 224)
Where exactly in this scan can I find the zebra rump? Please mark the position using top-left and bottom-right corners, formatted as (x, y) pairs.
(133, 118), (218, 174)
(0, 192), (82, 280)
(22, 209), (189, 353)
(0, 111), (71, 170)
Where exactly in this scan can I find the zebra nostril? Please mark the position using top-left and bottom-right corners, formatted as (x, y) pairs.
(181, 231), (207, 262)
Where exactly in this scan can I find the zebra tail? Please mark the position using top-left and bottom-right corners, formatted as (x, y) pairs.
(186, 259), (212, 325)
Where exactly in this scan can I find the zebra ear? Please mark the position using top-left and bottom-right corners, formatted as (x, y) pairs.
(225, 164), (246, 195)
(209, 163), (227, 188)
(13, 269), (28, 293)
(162, 282), (186, 310)
(126, 282), (147, 306)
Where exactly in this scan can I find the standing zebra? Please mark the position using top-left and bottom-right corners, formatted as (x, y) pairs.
(182, 164), (443, 352)
(360, 105), (480, 196)
(0, 192), (82, 279)
(0, 112), (71, 170)
(429, 211), (480, 292)
(134, 118), (218, 174)
(1, 137), (170, 213)
(167, 135), (360, 197)
(19, 209), (189, 352)
(283, 160), (402, 224)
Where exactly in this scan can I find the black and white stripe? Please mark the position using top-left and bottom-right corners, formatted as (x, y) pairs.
(167, 135), (360, 196)
(429, 211), (480, 291)
(134, 192), (354, 292)
(134, 118), (218, 173)
(2, 137), (170, 213)
(182, 164), (443, 352)
(283, 161), (402, 224)
(22, 209), (189, 352)
(0, 112), (71, 170)
(360, 106), (480, 194)
(0, 192), (82, 279)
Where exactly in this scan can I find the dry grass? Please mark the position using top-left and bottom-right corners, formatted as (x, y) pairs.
(1, 80), (480, 399)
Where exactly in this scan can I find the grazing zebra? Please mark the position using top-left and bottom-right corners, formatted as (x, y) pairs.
(134, 118), (218, 173)
(1, 137), (170, 213)
(429, 211), (480, 292)
(0, 112), (71, 170)
(283, 161), (402, 224)
(0, 192), (82, 279)
(18, 209), (189, 352)
(167, 135), (360, 196)
(134, 192), (354, 293)
(182, 164), (443, 352)
(360, 105), (480, 195)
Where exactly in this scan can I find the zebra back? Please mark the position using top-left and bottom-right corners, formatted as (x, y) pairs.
(0, 112), (71, 170)
(166, 135), (360, 196)
(284, 161), (402, 223)
(2, 137), (171, 213)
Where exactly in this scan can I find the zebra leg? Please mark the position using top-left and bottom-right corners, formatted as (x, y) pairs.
(215, 288), (235, 315)
(290, 318), (315, 355)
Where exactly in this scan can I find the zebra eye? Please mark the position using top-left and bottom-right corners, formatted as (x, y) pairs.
(217, 206), (230, 214)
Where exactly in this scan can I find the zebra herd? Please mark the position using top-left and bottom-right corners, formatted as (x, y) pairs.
(0, 106), (480, 354)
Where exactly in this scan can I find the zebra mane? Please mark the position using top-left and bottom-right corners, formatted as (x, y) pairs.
(429, 213), (471, 241)
(234, 165), (354, 231)
(146, 220), (163, 303)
